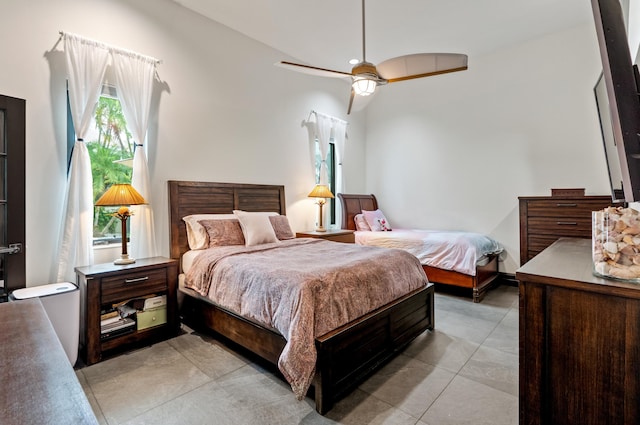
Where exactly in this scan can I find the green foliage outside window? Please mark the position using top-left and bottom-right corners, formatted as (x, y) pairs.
(87, 97), (134, 243)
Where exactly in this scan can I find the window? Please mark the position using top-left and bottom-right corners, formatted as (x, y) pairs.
(314, 141), (336, 225)
(67, 85), (134, 245)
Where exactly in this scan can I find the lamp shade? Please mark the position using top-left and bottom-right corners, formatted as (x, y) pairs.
(308, 184), (335, 199)
(95, 184), (147, 206)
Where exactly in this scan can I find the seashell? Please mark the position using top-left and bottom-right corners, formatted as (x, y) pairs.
(615, 219), (628, 232)
(620, 255), (633, 266)
(622, 226), (640, 235)
(604, 241), (618, 254)
(620, 245), (637, 256)
(594, 261), (609, 275)
(623, 235), (635, 245)
(609, 266), (640, 279)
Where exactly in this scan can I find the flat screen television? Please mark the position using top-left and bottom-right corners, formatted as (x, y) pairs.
(592, 0), (640, 203)
(594, 72), (627, 202)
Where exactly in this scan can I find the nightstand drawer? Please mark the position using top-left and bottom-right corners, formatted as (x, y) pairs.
(137, 306), (167, 331)
(102, 269), (168, 303)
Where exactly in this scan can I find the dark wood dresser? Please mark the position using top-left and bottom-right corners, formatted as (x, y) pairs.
(516, 238), (640, 425)
(519, 195), (617, 265)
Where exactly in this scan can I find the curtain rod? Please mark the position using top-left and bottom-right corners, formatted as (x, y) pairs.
(308, 110), (349, 125)
(58, 31), (162, 65)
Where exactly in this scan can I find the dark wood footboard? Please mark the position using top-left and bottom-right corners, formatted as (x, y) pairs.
(423, 253), (500, 302)
(314, 285), (434, 413)
(180, 284), (434, 414)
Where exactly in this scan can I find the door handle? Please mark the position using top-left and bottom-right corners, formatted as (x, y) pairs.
(0, 243), (21, 254)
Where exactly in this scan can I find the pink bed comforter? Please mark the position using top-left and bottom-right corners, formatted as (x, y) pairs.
(356, 229), (503, 275)
(183, 238), (428, 399)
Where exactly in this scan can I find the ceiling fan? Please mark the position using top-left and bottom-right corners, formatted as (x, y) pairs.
(278, 0), (468, 114)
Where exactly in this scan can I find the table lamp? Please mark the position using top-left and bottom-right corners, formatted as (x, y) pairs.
(308, 184), (334, 232)
(95, 183), (147, 265)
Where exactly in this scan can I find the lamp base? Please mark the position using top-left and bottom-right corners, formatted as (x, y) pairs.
(314, 225), (327, 232)
(114, 254), (135, 265)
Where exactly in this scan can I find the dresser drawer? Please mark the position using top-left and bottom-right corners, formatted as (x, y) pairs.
(527, 217), (593, 237)
(526, 200), (613, 218)
(102, 268), (168, 303)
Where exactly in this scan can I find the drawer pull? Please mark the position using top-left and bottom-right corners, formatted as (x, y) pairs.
(557, 221), (578, 226)
(124, 276), (149, 284)
(556, 203), (577, 207)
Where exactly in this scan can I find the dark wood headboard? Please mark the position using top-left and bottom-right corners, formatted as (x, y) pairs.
(337, 193), (378, 231)
(168, 181), (286, 261)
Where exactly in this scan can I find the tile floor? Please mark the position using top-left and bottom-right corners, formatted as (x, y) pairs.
(77, 284), (519, 425)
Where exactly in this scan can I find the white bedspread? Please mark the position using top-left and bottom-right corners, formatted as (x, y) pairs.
(355, 229), (503, 276)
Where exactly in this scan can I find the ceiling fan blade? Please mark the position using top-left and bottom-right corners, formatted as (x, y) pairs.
(377, 53), (468, 83)
(277, 61), (352, 79)
(351, 89), (377, 113)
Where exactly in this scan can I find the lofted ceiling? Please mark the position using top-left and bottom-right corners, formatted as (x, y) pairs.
(170, 0), (595, 74)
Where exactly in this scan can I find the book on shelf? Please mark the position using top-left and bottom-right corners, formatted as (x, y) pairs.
(100, 310), (119, 321)
(101, 325), (135, 341)
(100, 316), (122, 326)
(100, 317), (135, 340)
(100, 317), (135, 334)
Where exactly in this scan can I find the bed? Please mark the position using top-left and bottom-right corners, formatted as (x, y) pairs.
(168, 181), (434, 414)
(338, 193), (503, 303)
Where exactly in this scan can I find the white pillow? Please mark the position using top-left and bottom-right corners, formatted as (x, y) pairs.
(183, 214), (237, 250)
(233, 210), (279, 246)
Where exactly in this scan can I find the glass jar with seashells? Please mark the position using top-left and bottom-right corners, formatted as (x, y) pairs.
(593, 206), (640, 282)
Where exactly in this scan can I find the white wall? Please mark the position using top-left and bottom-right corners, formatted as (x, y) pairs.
(364, 22), (608, 274)
(0, 0), (366, 286)
(2, 0), (634, 284)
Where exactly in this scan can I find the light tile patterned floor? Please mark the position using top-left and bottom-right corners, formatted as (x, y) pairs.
(77, 285), (519, 425)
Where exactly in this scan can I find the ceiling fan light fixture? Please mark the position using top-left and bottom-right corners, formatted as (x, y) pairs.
(352, 77), (377, 96)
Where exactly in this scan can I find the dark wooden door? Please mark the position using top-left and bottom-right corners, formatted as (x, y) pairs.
(0, 95), (26, 298)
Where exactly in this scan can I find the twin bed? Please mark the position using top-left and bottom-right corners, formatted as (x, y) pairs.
(338, 193), (503, 303)
(168, 181), (434, 414)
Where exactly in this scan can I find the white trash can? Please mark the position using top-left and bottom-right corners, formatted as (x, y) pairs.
(11, 282), (80, 366)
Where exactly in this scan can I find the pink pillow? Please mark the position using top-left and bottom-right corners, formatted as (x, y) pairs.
(362, 209), (392, 231)
(354, 214), (371, 231)
(269, 215), (295, 240)
(198, 219), (246, 247)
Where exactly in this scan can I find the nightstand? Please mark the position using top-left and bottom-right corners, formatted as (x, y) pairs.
(75, 256), (179, 365)
(296, 229), (355, 243)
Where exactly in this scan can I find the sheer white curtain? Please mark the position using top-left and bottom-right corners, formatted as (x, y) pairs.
(315, 114), (332, 185)
(112, 51), (158, 260)
(332, 120), (348, 226)
(56, 34), (110, 281)
(302, 111), (349, 228)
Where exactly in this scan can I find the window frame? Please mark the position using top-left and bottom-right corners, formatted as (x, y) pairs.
(314, 140), (337, 226)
